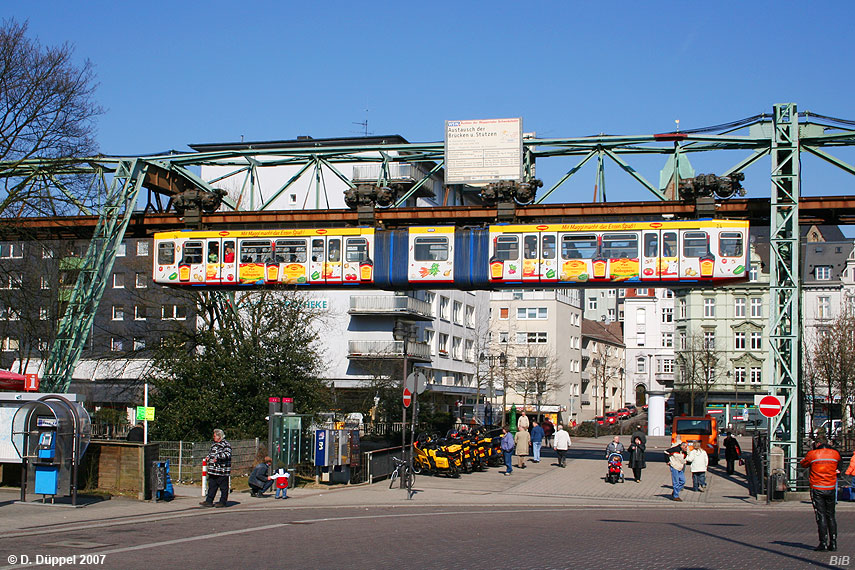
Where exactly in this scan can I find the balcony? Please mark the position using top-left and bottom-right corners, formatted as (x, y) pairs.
(347, 340), (432, 362)
(351, 163), (439, 199)
(348, 295), (433, 321)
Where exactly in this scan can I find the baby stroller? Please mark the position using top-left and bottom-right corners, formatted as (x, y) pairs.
(606, 452), (625, 484)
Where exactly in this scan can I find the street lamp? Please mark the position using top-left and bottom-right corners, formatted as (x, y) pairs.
(480, 351), (506, 426)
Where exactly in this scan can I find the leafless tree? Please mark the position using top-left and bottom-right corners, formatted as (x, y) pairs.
(511, 344), (564, 416)
(807, 307), (855, 431)
(676, 330), (722, 415)
(0, 19), (102, 218)
(589, 343), (622, 417)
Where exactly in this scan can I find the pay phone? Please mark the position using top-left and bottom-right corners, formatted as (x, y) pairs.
(36, 417), (57, 460)
(33, 416), (60, 495)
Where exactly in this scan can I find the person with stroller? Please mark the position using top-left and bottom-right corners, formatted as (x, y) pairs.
(627, 435), (646, 483)
(605, 436), (625, 484)
(605, 436), (625, 457)
(686, 441), (709, 492)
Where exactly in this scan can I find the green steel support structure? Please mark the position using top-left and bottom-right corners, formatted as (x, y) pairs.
(41, 159), (149, 392)
(768, 103), (800, 468)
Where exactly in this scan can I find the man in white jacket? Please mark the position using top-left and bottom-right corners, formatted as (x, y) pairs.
(686, 441), (709, 492)
(553, 424), (571, 468)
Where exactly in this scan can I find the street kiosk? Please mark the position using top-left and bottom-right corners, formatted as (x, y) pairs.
(11, 395), (91, 505)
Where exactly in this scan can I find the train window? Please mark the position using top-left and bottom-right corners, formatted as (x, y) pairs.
(414, 237), (449, 261)
(275, 239), (307, 263)
(345, 238), (369, 262)
(561, 235), (597, 259)
(328, 239), (341, 262)
(524, 235), (538, 259)
(682, 232), (709, 258)
(662, 232), (677, 257)
(207, 242), (219, 263)
(719, 232), (743, 257)
(312, 239), (324, 262)
(240, 240), (271, 264)
(223, 240), (235, 263)
(542, 235), (556, 259)
(644, 234), (658, 257)
(494, 235), (519, 261)
(601, 233), (638, 259)
(157, 242), (175, 265)
(180, 241), (204, 265)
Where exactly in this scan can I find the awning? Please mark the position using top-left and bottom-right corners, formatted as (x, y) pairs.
(0, 369), (28, 391)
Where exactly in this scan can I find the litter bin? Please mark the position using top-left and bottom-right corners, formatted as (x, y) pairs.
(768, 470), (786, 501)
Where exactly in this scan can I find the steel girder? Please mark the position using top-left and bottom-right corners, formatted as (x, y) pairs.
(41, 159), (149, 392)
(768, 103), (800, 469)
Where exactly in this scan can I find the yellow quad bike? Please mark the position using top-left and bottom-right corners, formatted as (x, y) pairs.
(413, 433), (460, 478)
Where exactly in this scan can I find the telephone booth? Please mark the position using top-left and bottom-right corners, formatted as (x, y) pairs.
(11, 395), (91, 505)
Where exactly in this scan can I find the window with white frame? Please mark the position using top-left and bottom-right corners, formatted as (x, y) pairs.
(112, 306), (124, 321)
(662, 332), (673, 348)
(425, 330), (435, 355)
(161, 304), (187, 320)
(637, 288), (648, 296)
(465, 305), (474, 327)
(680, 299), (687, 318)
(608, 308), (616, 320)
(41, 276), (50, 290)
(704, 298), (716, 318)
(704, 331), (715, 349)
(637, 308), (646, 324)
(116, 242), (126, 257)
(637, 331), (646, 346)
(453, 301), (462, 324)
(133, 337), (146, 351)
(438, 333), (449, 355)
(135, 273), (147, 288)
(749, 264), (759, 282)
(680, 332), (687, 349)
(750, 298), (762, 318)
(0, 243), (23, 258)
(515, 331), (547, 344)
(464, 339), (474, 362)
(39, 307), (49, 321)
(439, 296), (449, 320)
(517, 307), (547, 319)
(607, 289), (616, 298)
(112, 272), (125, 288)
(815, 265), (832, 280)
(111, 338), (123, 352)
(750, 332), (762, 350)
(734, 367), (746, 384)
(818, 296), (831, 319)
(661, 358), (675, 373)
(750, 367), (762, 384)
(662, 307), (673, 323)
(735, 298), (746, 318)
(1, 337), (19, 351)
(136, 241), (149, 256)
(735, 332), (746, 350)
(636, 357), (646, 373)
(517, 356), (547, 368)
(452, 336), (462, 359)
(42, 246), (54, 258)
(424, 291), (435, 305)
(663, 289), (674, 298)
(135, 305), (147, 320)
(588, 297), (597, 310)
(499, 331), (509, 344)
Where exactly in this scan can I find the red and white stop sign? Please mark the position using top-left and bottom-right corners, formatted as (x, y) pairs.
(758, 395), (783, 418)
(403, 388), (412, 408)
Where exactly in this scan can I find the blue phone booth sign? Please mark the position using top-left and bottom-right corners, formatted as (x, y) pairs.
(315, 430), (327, 467)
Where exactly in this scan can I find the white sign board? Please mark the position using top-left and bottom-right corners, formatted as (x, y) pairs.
(445, 118), (523, 184)
(754, 394), (784, 407)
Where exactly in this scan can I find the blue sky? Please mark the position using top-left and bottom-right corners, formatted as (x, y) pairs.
(10, 1), (855, 204)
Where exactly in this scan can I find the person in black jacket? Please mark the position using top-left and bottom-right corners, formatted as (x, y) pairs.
(248, 456), (273, 497)
(723, 432), (742, 476)
(628, 435), (646, 482)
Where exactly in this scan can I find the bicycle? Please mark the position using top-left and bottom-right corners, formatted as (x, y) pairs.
(388, 456), (416, 490)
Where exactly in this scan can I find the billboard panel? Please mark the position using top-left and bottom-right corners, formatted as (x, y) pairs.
(445, 118), (523, 184)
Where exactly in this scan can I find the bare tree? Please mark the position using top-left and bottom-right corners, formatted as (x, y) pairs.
(676, 330), (722, 415)
(0, 19), (102, 218)
(808, 308), (855, 431)
(589, 344), (622, 417)
(512, 344), (564, 417)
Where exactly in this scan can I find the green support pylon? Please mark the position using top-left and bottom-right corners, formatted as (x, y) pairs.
(768, 103), (800, 471)
(41, 159), (148, 392)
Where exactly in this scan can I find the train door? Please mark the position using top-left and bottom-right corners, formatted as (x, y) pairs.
(308, 235), (343, 284)
(680, 230), (713, 280)
(716, 229), (747, 279)
(177, 239), (205, 283)
(408, 228), (454, 284)
(154, 239), (176, 284)
(640, 231), (659, 281)
(541, 233), (557, 281)
(558, 233), (596, 283)
(221, 239), (236, 284)
(238, 239), (271, 284)
(522, 233), (540, 282)
(660, 231), (679, 280)
(344, 236), (373, 283)
(275, 238), (308, 284)
(489, 233), (520, 282)
(205, 239), (223, 283)
(601, 232), (640, 282)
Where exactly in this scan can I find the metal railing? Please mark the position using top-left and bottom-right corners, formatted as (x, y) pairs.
(349, 295), (432, 318)
(347, 340), (431, 360)
(154, 439), (263, 483)
(361, 446), (404, 484)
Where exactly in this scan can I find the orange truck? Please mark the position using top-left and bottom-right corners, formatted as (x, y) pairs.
(671, 415), (719, 464)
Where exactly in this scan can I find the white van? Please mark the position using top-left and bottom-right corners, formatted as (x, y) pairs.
(818, 419), (842, 437)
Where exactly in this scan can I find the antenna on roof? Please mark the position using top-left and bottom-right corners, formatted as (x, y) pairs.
(353, 109), (373, 136)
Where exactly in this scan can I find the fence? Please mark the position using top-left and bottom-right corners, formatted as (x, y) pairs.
(154, 439), (264, 483)
(360, 446), (404, 484)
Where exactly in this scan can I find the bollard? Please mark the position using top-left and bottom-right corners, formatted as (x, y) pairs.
(201, 458), (208, 498)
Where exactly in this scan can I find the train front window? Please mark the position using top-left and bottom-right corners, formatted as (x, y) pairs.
(663, 232), (677, 257)
(601, 233), (638, 259)
(157, 242), (175, 265)
(275, 239), (307, 263)
(675, 419), (712, 435)
(414, 237), (449, 261)
(560, 235), (597, 259)
(683, 232), (709, 258)
(494, 236), (519, 261)
(644, 234), (658, 257)
(719, 232), (743, 257)
(542, 235), (556, 259)
(181, 241), (203, 264)
(240, 240), (271, 264)
(524, 235), (538, 259)
(346, 238), (369, 262)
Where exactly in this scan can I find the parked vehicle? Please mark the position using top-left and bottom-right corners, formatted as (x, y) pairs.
(625, 404), (638, 416)
(617, 408), (631, 420)
(595, 416), (605, 425)
(605, 411), (618, 425)
(671, 415), (719, 464)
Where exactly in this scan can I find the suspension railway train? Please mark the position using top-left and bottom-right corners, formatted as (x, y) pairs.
(152, 219), (750, 290)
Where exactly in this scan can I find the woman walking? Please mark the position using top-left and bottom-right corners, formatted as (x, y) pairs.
(628, 435), (646, 482)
